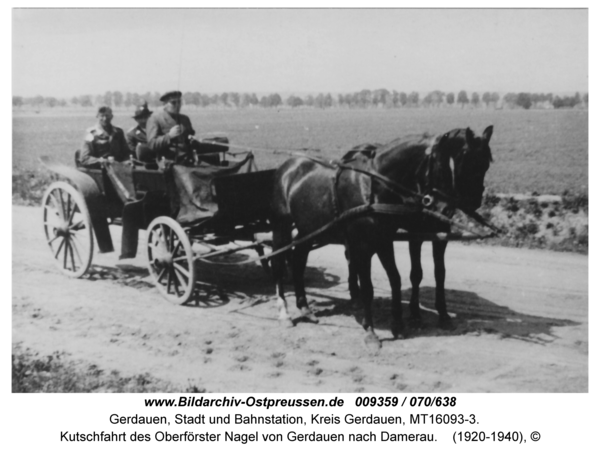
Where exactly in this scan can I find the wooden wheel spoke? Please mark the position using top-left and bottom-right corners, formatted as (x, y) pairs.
(171, 268), (182, 295)
(70, 236), (84, 265)
(156, 266), (167, 283)
(68, 239), (77, 271)
(173, 262), (190, 280)
(169, 229), (175, 251)
(54, 237), (66, 259)
(58, 189), (66, 219)
(166, 268), (173, 293)
(160, 225), (169, 249)
(173, 256), (191, 264)
(47, 234), (61, 246)
(172, 240), (182, 256)
(67, 201), (79, 225)
(71, 220), (85, 231)
(63, 239), (70, 269)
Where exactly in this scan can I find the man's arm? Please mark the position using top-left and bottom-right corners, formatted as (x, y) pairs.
(114, 129), (131, 162)
(125, 129), (137, 155)
(80, 135), (102, 167)
(146, 115), (172, 153)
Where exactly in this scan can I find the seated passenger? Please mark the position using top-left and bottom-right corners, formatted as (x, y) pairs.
(146, 90), (195, 165)
(126, 102), (155, 162)
(80, 106), (130, 168)
(147, 90), (219, 166)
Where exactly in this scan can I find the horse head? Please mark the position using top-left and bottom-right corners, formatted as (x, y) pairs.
(436, 126), (494, 211)
(371, 133), (458, 219)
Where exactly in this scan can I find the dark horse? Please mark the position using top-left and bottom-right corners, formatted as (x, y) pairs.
(405, 126), (494, 329)
(270, 133), (457, 348)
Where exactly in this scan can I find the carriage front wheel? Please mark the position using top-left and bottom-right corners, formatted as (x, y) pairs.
(146, 216), (196, 304)
(42, 181), (94, 278)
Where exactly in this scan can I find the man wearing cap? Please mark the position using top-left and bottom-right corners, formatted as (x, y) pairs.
(126, 102), (154, 161)
(146, 91), (197, 165)
(80, 106), (130, 168)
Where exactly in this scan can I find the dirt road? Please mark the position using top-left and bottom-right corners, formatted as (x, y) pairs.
(12, 205), (588, 392)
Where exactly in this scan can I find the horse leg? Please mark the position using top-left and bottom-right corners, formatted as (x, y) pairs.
(345, 246), (361, 306)
(292, 242), (318, 323)
(408, 239), (424, 327)
(351, 247), (380, 350)
(271, 222), (294, 327)
(432, 240), (453, 329)
(376, 242), (404, 339)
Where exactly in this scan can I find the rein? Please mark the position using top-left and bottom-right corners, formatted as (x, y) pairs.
(199, 138), (501, 238)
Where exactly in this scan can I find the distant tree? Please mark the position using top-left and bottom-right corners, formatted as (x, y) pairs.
(112, 91), (123, 107)
(407, 91), (419, 106)
(286, 95), (304, 108)
(491, 92), (500, 106)
(503, 92), (516, 107)
(457, 90), (469, 107)
(268, 93), (282, 108)
(516, 92), (532, 109)
(131, 92), (141, 107)
(103, 91), (112, 107)
(31, 95), (45, 107)
(583, 92), (588, 106)
(229, 92), (240, 108)
(446, 92), (455, 106)
(80, 95), (93, 107)
(304, 94), (315, 107)
(220, 92), (229, 106)
(482, 92), (491, 107)
(324, 93), (333, 108)
(398, 92), (408, 106)
(259, 96), (269, 108)
(240, 93), (252, 108)
(70, 96), (80, 106)
(45, 97), (58, 108)
(314, 93), (325, 109)
(12, 96), (23, 108)
(124, 92), (133, 108)
(183, 91), (194, 106)
(249, 93), (259, 106)
(471, 92), (480, 106)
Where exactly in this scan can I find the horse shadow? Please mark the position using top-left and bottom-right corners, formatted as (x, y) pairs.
(310, 286), (579, 343)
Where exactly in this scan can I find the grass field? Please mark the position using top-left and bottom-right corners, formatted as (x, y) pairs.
(13, 107), (588, 195)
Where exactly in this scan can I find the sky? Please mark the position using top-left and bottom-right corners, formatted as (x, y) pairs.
(12, 8), (588, 98)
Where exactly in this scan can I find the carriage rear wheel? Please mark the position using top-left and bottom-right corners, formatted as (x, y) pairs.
(147, 217), (196, 304)
(42, 181), (94, 278)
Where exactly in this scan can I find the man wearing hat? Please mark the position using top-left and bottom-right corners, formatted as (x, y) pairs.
(146, 90), (197, 165)
(80, 106), (130, 168)
(126, 102), (154, 161)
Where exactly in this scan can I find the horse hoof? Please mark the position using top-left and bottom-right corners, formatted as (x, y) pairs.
(364, 334), (381, 352)
(391, 322), (406, 339)
(301, 308), (319, 324)
(279, 317), (295, 328)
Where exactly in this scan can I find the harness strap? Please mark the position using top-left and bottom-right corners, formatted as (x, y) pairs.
(196, 203), (376, 266)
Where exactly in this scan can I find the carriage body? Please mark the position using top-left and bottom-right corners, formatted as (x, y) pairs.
(41, 150), (275, 303)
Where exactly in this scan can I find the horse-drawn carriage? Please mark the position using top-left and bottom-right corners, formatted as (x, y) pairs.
(41, 139), (275, 304)
(41, 127), (497, 347)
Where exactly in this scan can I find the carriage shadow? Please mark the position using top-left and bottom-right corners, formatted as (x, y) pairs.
(181, 256), (341, 309)
(85, 255), (340, 310)
(310, 286), (579, 343)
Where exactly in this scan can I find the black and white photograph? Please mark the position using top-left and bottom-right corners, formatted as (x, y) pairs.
(12, 7), (589, 396)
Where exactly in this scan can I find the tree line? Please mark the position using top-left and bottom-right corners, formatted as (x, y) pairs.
(12, 89), (588, 110)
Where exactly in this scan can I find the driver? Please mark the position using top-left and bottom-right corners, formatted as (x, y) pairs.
(146, 90), (197, 165)
(80, 106), (130, 168)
